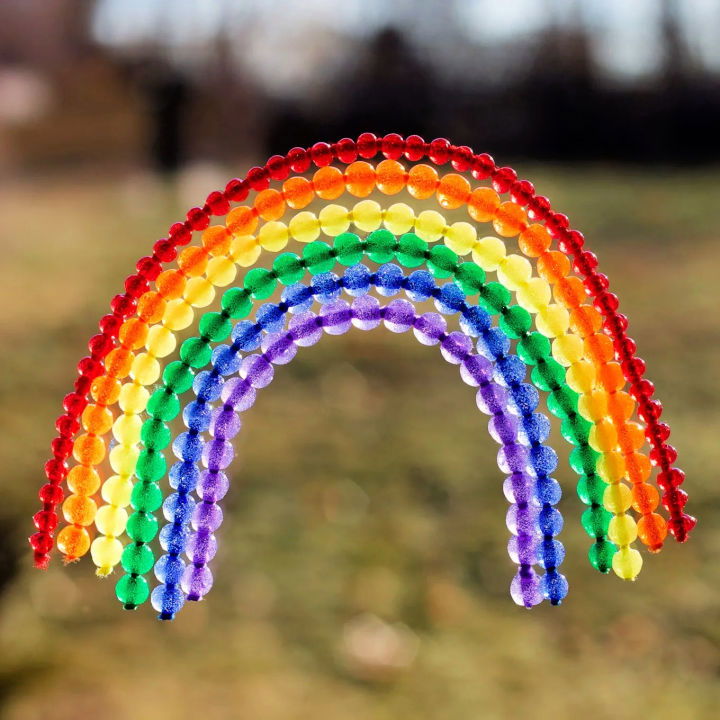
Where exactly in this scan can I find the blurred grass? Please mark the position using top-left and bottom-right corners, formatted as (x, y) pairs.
(1, 164), (720, 719)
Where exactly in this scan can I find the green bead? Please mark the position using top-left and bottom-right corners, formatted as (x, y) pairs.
(479, 282), (511, 314)
(576, 474), (606, 505)
(131, 480), (163, 512)
(499, 305), (532, 339)
(427, 245), (458, 278)
(221, 288), (252, 319)
(180, 337), (211, 369)
(303, 241), (335, 274)
(454, 262), (486, 295)
(334, 233), (364, 266)
(199, 312), (232, 342)
(365, 229), (397, 263)
(115, 573), (150, 607)
(140, 419), (172, 451)
(244, 267), (277, 299)
(581, 505), (612, 538)
(517, 332), (551, 365)
(273, 252), (305, 284)
(126, 511), (159, 543)
(531, 358), (567, 391)
(588, 539), (615, 573)
(147, 388), (181, 422)
(396, 233), (428, 268)
(162, 361), (194, 394)
(561, 414), (592, 445)
(134, 449), (166, 483)
(570, 445), (600, 475)
(547, 385), (579, 419)
(121, 542), (155, 575)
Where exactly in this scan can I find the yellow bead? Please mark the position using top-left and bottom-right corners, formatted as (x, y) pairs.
(603, 483), (632, 513)
(471, 236), (506, 271)
(101, 475), (133, 506)
(383, 203), (415, 235)
(444, 222), (476, 255)
(95, 505), (128, 536)
(612, 546), (643, 580)
(184, 277), (214, 307)
(288, 211), (321, 243)
(109, 444), (139, 475)
(608, 513), (638, 547)
(565, 360), (595, 394)
(497, 255), (532, 291)
(516, 277), (551, 313)
(118, 382), (149, 414)
(352, 200), (383, 232)
(536, 304), (569, 338)
(552, 333), (584, 366)
(112, 413), (142, 444)
(206, 256), (236, 287)
(318, 205), (351, 236)
(414, 210), (446, 242)
(578, 390), (608, 422)
(257, 221), (290, 251)
(91, 537), (123, 575)
(596, 451), (626, 484)
(589, 418), (618, 452)
(230, 235), (261, 266)
(131, 352), (160, 385)
(146, 325), (176, 358)
(163, 298), (194, 331)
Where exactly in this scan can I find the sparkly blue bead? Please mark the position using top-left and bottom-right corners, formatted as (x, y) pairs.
(256, 303), (286, 332)
(495, 354), (526, 386)
(168, 461), (200, 494)
(152, 584), (185, 620)
(231, 321), (263, 350)
(182, 400), (212, 433)
(508, 383), (539, 415)
(538, 506), (564, 536)
(375, 263), (404, 296)
(538, 538), (565, 569)
(212, 345), (242, 376)
(282, 283), (314, 311)
(529, 444), (559, 475)
(459, 305), (491, 337)
(541, 570), (569, 605)
(193, 371), (223, 402)
(173, 431), (203, 462)
(435, 282), (465, 314)
(154, 553), (186, 584)
(311, 272), (341, 302)
(342, 263), (371, 296)
(519, 412), (551, 445)
(405, 270), (435, 301)
(162, 491), (195, 525)
(159, 522), (190, 554)
(477, 327), (510, 360)
(535, 475), (562, 505)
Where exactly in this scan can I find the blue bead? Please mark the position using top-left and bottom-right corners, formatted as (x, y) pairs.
(538, 506), (564, 536)
(495, 354), (526, 386)
(162, 492), (195, 524)
(529, 444), (559, 475)
(173, 431), (203, 462)
(435, 282), (465, 314)
(342, 263), (371, 296)
(212, 345), (242, 376)
(375, 263), (404, 296)
(154, 553), (186, 584)
(459, 305), (491, 336)
(159, 522), (190, 554)
(193, 371), (223, 402)
(541, 570), (569, 605)
(519, 412), (551, 445)
(231, 321), (262, 350)
(405, 270), (435, 301)
(182, 400), (212, 432)
(256, 303), (286, 332)
(168, 461), (200, 494)
(311, 272), (341, 302)
(508, 383), (539, 415)
(477, 327), (510, 359)
(535, 476), (562, 505)
(151, 583), (185, 619)
(538, 538), (565, 569)
(282, 283), (314, 311)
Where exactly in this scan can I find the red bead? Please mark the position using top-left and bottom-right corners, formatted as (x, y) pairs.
(428, 138), (451, 165)
(492, 166), (517, 193)
(356, 132), (379, 159)
(287, 147), (311, 173)
(656, 468), (685, 490)
(546, 212), (570, 238)
(668, 513), (696, 542)
(205, 190), (231, 215)
(77, 356), (104, 380)
(29, 531), (54, 555)
(74, 375), (93, 395)
(404, 135), (427, 162)
(39, 483), (64, 505)
(558, 229), (585, 255)
(246, 166), (270, 191)
(310, 142), (333, 167)
(450, 145), (473, 172)
(593, 291), (620, 314)
(335, 138), (358, 164)
(584, 273), (609, 295)
(136, 256), (162, 281)
(51, 436), (73, 459)
(169, 222), (191, 246)
(381, 133), (405, 160)
(651, 443), (677, 466)
(638, 398), (663, 422)
(63, 392), (88, 416)
(662, 488), (688, 511)
(470, 153), (495, 180)
(225, 178), (249, 202)
(45, 458), (67, 482)
(527, 194), (551, 220)
(55, 414), (80, 437)
(614, 313), (629, 332)
(266, 155), (290, 182)
(630, 378), (655, 400)
(98, 314), (122, 338)
(124, 274), (149, 297)
(110, 293), (136, 317)
(33, 510), (58, 533)
(652, 422), (671, 442)
(153, 239), (177, 263)
(186, 207), (210, 231)
(510, 179), (535, 205)
(622, 356), (646, 379)
(88, 333), (114, 358)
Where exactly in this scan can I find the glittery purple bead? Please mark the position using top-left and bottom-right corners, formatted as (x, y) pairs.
(211, 408), (241, 440)
(202, 438), (234, 471)
(221, 377), (256, 411)
(488, 413), (519, 445)
(497, 442), (529, 473)
(510, 568), (543, 608)
(192, 501), (223, 532)
(412, 312), (446, 346)
(197, 469), (229, 502)
(186, 528), (217, 564)
(350, 295), (382, 330)
(508, 534), (539, 565)
(241, 354), (274, 388)
(459, 354), (493, 386)
(182, 565), (214, 601)
(440, 331), (472, 364)
(382, 299), (415, 333)
(476, 383), (509, 415)
(506, 502), (540, 535)
(503, 471), (535, 503)
(320, 300), (353, 335)
(289, 312), (323, 347)
(261, 331), (297, 365)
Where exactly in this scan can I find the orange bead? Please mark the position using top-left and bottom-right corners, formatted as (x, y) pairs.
(436, 173), (471, 210)
(282, 177), (314, 209)
(493, 201), (527, 237)
(345, 161), (376, 197)
(118, 318), (149, 350)
(67, 465), (101, 495)
(625, 451), (652, 484)
(201, 226), (232, 256)
(227, 205), (258, 236)
(104, 347), (133, 379)
(82, 404), (113, 435)
(177, 246), (209, 277)
(467, 187), (500, 222)
(537, 251), (571, 283)
(313, 166), (345, 200)
(518, 224), (552, 257)
(57, 525), (90, 559)
(91, 376), (122, 405)
(63, 495), (97, 526)
(637, 512), (667, 551)
(407, 164), (439, 199)
(632, 482), (660, 514)
(598, 362), (624, 392)
(73, 433), (106, 465)
(618, 421), (646, 452)
(156, 270), (186, 300)
(554, 276), (586, 307)
(375, 160), (406, 195)
(254, 189), (285, 221)
(606, 390), (635, 422)
(568, 305), (601, 337)
(137, 291), (165, 324)
(584, 333), (615, 364)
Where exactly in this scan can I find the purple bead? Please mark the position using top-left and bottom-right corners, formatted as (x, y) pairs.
(510, 568), (543, 608)
(440, 331), (472, 364)
(186, 528), (217, 564)
(503, 471), (535, 503)
(182, 565), (214, 601)
(202, 438), (234, 471)
(241, 354), (274, 388)
(197, 469), (229, 502)
(320, 300), (353, 335)
(476, 383), (508, 415)
(459, 354), (493, 386)
(351, 295), (382, 330)
(261, 331), (297, 365)
(192, 501), (223, 532)
(382, 299), (415, 333)
(211, 408), (241, 440)
(506, 502), (540, 535)
(507, 534), (538, 565)
(221, 377), (257, 411)
(488, 413), (519, 445)
(412, 312), (446, 346)
(289, 312), (323, 347)
(497, 442), (529, 473)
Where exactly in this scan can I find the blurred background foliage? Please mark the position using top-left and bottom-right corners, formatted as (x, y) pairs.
(1, 1), (720, 719)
